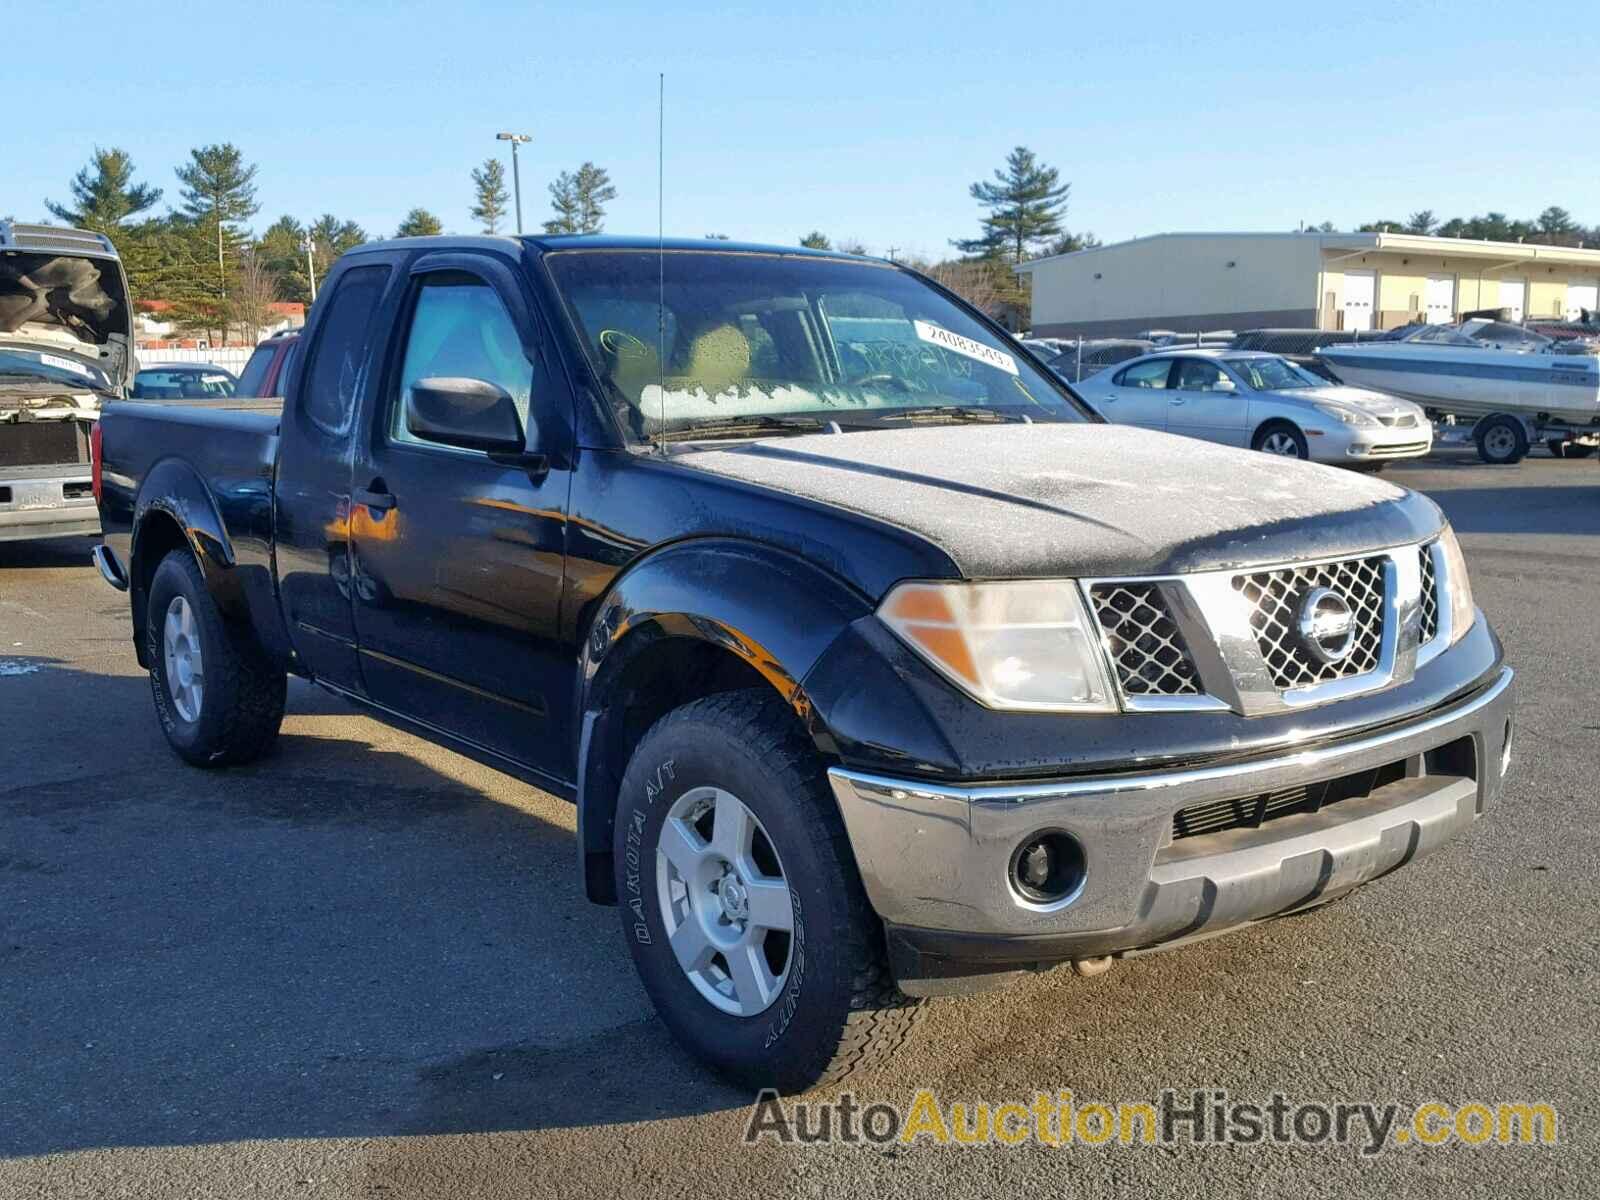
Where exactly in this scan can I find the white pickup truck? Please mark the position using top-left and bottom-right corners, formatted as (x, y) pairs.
(0, 222), (131, 544)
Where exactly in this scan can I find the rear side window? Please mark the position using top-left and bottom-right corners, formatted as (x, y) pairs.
(234, 345), (275, 398)
(302, 266), (390, 434)
(1115, 359), (1172, 389)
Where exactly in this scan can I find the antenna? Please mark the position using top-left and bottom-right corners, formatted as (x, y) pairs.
(657, 72), (666, 452)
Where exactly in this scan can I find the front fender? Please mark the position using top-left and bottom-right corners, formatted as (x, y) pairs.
(573, 537), (872, 901)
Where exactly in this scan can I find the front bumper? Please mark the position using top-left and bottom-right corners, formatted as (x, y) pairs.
(829, 665), (1513, 988)
(1308, 425), (1432, 462)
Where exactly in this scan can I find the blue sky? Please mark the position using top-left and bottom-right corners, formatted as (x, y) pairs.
(6, 0), (1597, 256)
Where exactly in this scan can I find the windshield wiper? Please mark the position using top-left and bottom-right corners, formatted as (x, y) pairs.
(862, 405), (1017, 425)
(655, 414), (828, 443)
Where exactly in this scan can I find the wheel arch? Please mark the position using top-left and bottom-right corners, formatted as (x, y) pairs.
(573, 538), (871, 904)
(127, 462), (244, 668)
(1251, 415), (1301, 446)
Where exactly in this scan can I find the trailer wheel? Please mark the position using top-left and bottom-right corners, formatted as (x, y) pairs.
(1476, 416), (1527, 465)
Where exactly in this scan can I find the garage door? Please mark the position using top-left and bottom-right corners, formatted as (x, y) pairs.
(1498, 277), (1526, 322)
(1567, 280), (1599, 322)
(1424, 275), (1455, 325)
(1343, 270), (1375, 331)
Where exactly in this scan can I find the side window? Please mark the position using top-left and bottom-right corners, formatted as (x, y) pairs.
(233, 346), (274, 398)
(391, 273), (535, 450)
(1176, 360), (1227, 391)
(1115, 359), (1172, 389)
(302, 265), (390, 435)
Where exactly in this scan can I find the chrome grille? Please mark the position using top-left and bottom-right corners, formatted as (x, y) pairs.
(1089, 583), (1202, 696)
(1231, 555), (1387, 690)
(1418, 545), (1439, 644)
(1377, 413), (1419, 428)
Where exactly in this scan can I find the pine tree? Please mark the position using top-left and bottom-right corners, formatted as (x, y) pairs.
(543, 170), (581, 234)
(952, 147), (1071, 264)
(799, 231), (831, 250)
(173, 144), (260, 298)
(396, 208), (443, 237)
(45, 147), (162, 230)
(543, 162), (616, 234)
(573, 163), (616, 233)
(1404, 210), (1438, 235)
(471, 159), (510, 234)
(308, 214), (366, 282)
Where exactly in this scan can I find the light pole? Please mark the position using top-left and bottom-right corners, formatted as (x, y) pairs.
(301, 231), (317, 303)
(496, 132), (531, 234)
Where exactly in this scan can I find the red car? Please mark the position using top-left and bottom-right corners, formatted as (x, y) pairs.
(233, 331), (300, 398)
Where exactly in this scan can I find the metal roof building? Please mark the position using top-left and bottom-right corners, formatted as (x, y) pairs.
(1016, 231), (1600, 338)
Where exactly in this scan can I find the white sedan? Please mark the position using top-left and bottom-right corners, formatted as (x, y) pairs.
(1079, 349), (1432, 467)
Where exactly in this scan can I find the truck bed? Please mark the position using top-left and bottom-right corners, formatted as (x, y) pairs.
(97, 398), (283, 559)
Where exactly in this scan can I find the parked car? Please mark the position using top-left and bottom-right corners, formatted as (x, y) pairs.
(92, 235), (1512, 1093)
(234, 331), (301, 399)
(130, 364), (238, 400)
(1082, 348), (1432, 467)
(1044, 338), (1153, 383)
(0, 221), (128, 543)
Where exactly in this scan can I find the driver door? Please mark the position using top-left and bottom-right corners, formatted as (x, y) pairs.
(348, 255), (575, 783)
(1167, 358), (1249, 446)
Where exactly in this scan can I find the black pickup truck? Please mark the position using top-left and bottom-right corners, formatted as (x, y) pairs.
(94, 235), (1515, 1092)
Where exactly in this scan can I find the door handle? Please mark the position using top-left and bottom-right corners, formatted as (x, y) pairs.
(1100, 394), (1117, 402)
(354, 487), (396, 512)
(1169, 397), (1187, 406)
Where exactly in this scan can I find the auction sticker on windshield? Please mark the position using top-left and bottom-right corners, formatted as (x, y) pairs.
(35, 353), (93, 377)
(913, 320), (1019, 375)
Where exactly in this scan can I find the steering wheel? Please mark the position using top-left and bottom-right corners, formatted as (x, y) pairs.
(599, 328), (651, 359)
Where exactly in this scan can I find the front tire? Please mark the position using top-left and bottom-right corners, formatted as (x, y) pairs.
(146, 549), (286, 766)
(1253, 420), (1309, 460)
(614, 689), (922, 1092)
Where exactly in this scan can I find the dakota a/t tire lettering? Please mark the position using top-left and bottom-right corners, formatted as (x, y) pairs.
(612, 689), (922, 1093)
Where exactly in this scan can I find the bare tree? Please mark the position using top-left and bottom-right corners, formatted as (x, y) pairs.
(924, 258), (1003, 315)
(230, 246), (282, 346)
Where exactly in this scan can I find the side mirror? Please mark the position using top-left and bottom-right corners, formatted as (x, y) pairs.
(1213, 377), (1237, 392)
(404, 376), (525, 453)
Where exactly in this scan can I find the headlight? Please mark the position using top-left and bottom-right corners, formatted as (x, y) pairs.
(1437, 524), (1476, 644)
(878, 580), (1116, 712)
(1314, 403), (1377, 427)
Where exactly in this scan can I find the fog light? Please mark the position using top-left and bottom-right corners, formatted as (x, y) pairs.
(1010, 831), (1086, 905)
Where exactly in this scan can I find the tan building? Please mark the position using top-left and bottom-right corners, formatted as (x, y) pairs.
(1018, 231), (1600, 338)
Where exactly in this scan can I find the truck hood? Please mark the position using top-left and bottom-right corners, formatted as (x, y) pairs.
(675, 423), (1442, 579)
(0, 245), (133, 404)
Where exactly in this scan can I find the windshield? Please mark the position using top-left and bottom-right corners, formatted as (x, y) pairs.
(132, 369), (237, 399)
(1226, 356), (1324, 390)
(544, 250), (1091, 441)
(0, 346), (115, 394)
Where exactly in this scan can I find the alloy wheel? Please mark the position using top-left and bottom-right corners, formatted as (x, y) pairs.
(655, 786), (794, 1016)
(161, 595), (204, 722)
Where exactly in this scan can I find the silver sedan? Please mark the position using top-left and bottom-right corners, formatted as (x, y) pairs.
(1079, 349), (1433, 467)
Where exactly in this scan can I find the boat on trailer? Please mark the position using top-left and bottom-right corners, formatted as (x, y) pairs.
(1316, 320), (1600, 426)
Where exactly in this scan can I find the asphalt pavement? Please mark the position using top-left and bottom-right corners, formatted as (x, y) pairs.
(1, 449), (1595, 1198)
